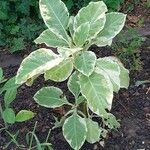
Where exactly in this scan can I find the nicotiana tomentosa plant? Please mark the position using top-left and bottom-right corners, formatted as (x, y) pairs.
(15, 0), (130, 149)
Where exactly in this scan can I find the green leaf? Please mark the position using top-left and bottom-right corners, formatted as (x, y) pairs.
(100, 128), (108, 139)
(94, 38), (112, 47)
(3, 77), (19, 91)
(40, 0), (70, 42)
(74, 51), (96, 76)
(57, 47), (82, 57)
(34, 87), (69, 108)
(2, 77), (19, 107)
(96, 57), (120, 92)
(106, 57), (129, 88)
(97, 12), (126, 42)
(26, 75), (39, 87)
(16, 48), (64, 84)
(103, 113), (120, 129)
(0, 11), (8, 20)
(15, 110), (35, 122)
(10, 25), (20, 35)
(0, 79), (7, 85)
(4, 88), (17, 107)
(103, 0), (123, 11)
(68, 16), (75, 37)
(0, 2), (8, 20)
(67, 71), (80, 99)
(34, 29), (69, 48)
(10, 38), (25, 53)
(65, 0), (74, 10)
(119, 64), (130, 88)
(74, 1), (107, 38)
(73, 22), (90, 47)
(63, 112), (87, 150)
(0, 68), (3, 80)
(76, 96), (86, 106)
(86, 118), (101, 144)
(2, 108), (15, 124)
(44, 58), (73, 82)
(79, 72), (113, 117)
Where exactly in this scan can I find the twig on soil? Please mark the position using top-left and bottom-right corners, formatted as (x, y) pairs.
(117, 100), (128, 112)
(146, 87), (150, 94)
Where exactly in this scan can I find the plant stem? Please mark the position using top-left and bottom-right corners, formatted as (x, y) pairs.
(45, 129), (51, 143)
(29, 121), (37, 149)
(83, 42), (91, 51)
(5, 130), (25, 149)
(82, 102), (88, 117)
(0, 103), (8, 128)
(86, 104), (90, 118)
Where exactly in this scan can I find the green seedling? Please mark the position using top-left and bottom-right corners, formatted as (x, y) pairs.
(3, 122), (53, 150)
(0, 67), (35, 127)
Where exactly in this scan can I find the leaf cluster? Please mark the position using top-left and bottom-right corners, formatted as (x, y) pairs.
(0, 0), (45, 53)
(103, 0), (124, 12)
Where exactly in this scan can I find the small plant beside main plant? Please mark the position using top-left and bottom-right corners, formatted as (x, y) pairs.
(16, 0), (130, 149)
(0, 67), (35, 127)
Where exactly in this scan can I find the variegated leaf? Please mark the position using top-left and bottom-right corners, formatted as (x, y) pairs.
(67, 71), (80, 99)
(94, 38), (112, 47)
(105, 56), (130, 88)
(57, 47), (82, 57)
(63, 112), (87, 150)
(86, 118), (101, 144)
(26, 75), (39, 86)
(74, 51), (96, 76)
(40, 0), (70, 42)
(96, 57), (120, 92)
(34, 29), (69, 47)
(79, 72), (113, 117)
(103, 113), (120, 129)
(73, 22), (90, 47)
(44, 58), (73, 82)
(16, 48), (64, 84)
(34, 87), (69, 108)
(68, 16), (75, 37)
(97, 12), (126, 42)
(76, 96), (86, 106)
(74, 1), (107, 38)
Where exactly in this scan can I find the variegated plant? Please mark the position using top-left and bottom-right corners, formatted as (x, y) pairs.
(16, 0), (130, 149)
